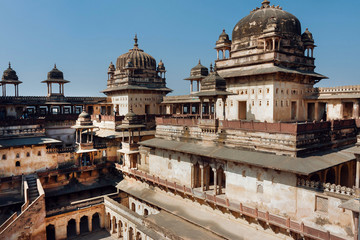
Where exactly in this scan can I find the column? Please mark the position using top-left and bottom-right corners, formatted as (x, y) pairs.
(86, 129), (89, 143)
(222, 97), (226, 120)
(191, 164), (195, 188)
(311, 48), (314, 58)
(49, 83), (52, 96)
(128, 130), (131, 144)
(91, 128), (93, 143)
(200, 164), (204, 192)
(272, 38), (275, 50)
(218, 170), (223, 195)
(217, 50), (219, 60)
(213, 168), (217, 195)
(138, 128), (141, 143)
(47, 84), (49, 96)
(197, 80), (200, 91)
(76, 219), (80, 235)
(200, 99), (203, 119)
(79, 129), (82, 144)
(353, 102), (359, 119)
(190, 80), (193, 93)
(59, 84), (61, 94)
(75, 129), (78, 144)
(88, 216), (93, 232)
(214, 98), (217, 119)
(208, 99), (212, 119)
(356, 155), (360, 189)
(222, 50), (225, 59)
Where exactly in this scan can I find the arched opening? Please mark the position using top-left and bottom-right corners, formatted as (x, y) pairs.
(46, 224), (55, 240)
(310, 173), (320, 182)
(129, 227), (134, 240)
(144, 209), (149, 216)
(92, 213), (101, 231)
(112, 216), (117, 233)
(217, 167), (226, 194)
(67, 219), (77, 238)
(340, 164), (350, 187)
(118, 220), (123, 238)
(131, 202), (136, 212)
(193, 162), (201, 188)
(208, 166), (215, 190)
(80, 216), (89, 234)
(136, 231), (142, 240)
(325, 168), (336, 184)
(15, 161), (20, 167)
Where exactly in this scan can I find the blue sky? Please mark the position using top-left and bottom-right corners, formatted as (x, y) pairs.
(0, 0), (359, 96)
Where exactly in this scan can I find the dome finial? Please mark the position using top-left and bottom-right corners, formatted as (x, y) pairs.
(134, 34), (138, 48)
(262, 0), (270, 7)
(8, 62), (11, 69)
(198, 59), (201, 64)
(210, 63), (213, 73)
(54, 63), (57, 69)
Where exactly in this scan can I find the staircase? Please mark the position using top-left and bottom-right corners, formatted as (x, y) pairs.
(25, 175), (39, 202)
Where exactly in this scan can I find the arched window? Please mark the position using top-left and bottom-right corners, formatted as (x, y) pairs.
(15, 161), (20, 167)
(2, 154), (6, 160)
(144, 209), (149, 216)
(37, 151), (41, 156)
(16, 153), (20, 158)
(26, 152), (30, 157)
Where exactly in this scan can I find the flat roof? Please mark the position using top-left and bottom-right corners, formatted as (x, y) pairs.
(139, 138), (356, 175)
(0, 137), (62, 148)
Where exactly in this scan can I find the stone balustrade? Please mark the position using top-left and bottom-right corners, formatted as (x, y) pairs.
(297, 178), (355, 196)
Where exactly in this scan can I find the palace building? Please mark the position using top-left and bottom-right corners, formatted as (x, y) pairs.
(0, 1), (359, 240)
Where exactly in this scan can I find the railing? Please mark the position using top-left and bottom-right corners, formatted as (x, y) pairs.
(0, 127), (45, 137)
(46, 197), (104, 217)
(297, 178), (355, 196)
(118, 166), (348, 240)
(156, 117), (357, 135)
(46, 146), (74, 154)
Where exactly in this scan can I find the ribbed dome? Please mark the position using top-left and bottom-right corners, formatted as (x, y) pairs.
(232, 1), (301, 43)
(116, 35), (156, 71)
(2, 63), (19, 81)
(47, 64), (64, 80)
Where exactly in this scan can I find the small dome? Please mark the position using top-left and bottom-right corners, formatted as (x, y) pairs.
(2, 62), (19, 81)
(217, 29), (231, 44)
(302, 28), (314, 44)
(116, 35), (156, 71)
(232, 1), (301, 44)
(157, 60), (165, 71)
(190, 60), (209, 77)
(47, 64), (64, 80)
(76, 110), (93, 126)
(108, 62), (115, 73)
(201, 64), (226, 92)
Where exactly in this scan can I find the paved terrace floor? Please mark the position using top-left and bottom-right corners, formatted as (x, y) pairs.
(118, 179), (289, 240)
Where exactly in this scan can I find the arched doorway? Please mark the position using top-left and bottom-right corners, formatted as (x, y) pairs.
(67, 219), (77, 238)
(325, 168), (336, 184)
(112, 216), (117, 233)
(129, 227), (134, 240)
(131, 202), (136, 212)
(92, 213), (101, 231)
(340, 165), (350, 187)
(118, 220), (123, 238)
(136, 231), (142, 240)
(80, 216), (89, 234)
(46, 224), (55, 240)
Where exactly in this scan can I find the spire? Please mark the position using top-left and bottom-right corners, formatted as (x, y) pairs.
(54, 63), (57, 69)
(210, 63), (213, 73)
(134, 34), (138, 48)
(213, 62), (217, 72)
(198, 59), (201, 64)
(8, 62), (11, 69)
(261, 0), (270, 7)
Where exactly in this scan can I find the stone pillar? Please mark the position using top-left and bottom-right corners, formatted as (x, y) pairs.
(356, 155), (360, 190)
(200, 164), (204, 191)
(88, 216), (93, 232)
(208, 100), (212, 119)
(75, 129), (78, 144)
(222, 50), (225, 59)
(79, 130), (82, 144)
(200, 99), (203, 119)
(213, 168), (217, 195)
(222, 97), (226, 120)
(353, 102), (359, 119)
(191, 164), (195, 188)
(314, 102), (320, 121)
(218, 170), (223, 195)
(76, 219), (80, 235)
(190, 80), (193, 93)
(214, 98), (217, 120)
(217, 50), (219, 60)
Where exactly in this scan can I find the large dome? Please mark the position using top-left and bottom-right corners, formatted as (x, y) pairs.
(116, 35), (156, 71)
(232, 1), (301, 43)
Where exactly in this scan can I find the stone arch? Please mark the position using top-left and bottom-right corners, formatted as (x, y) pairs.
(80, 215), (89, 234)
(67, 219), (77, 238)
(131, 202), (136, 212)
(92, 212), (101, 230)
(118, 220), (123, 238)
(129, 226), (134, 240)
(340, 164), (350, 187)
(46, 224), (55, 240)
(325, 168), (336, 184)
(112, 216), (117, 233)
(136, 231), (142, 240)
